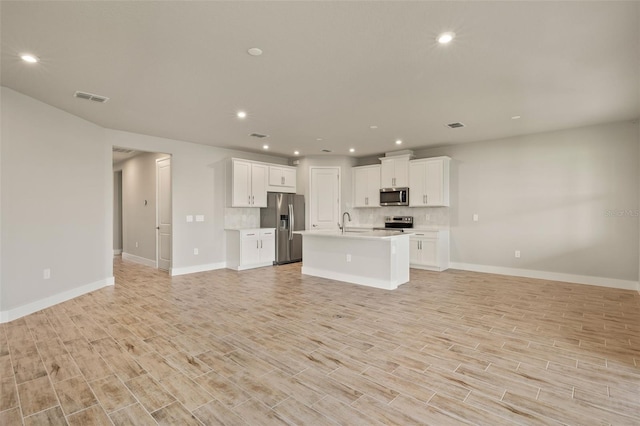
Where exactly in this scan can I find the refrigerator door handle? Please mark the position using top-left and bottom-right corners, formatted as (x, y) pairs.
(288, 204), (294, 240)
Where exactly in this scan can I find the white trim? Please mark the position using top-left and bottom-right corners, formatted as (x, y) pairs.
(122, 252), (157, 268)
(113, 249), (122, 256)
(171, 262), (226, 276)
(449, 262), (639, 291)
(0, 277), (114, 323)
(227, 261), (273, 271)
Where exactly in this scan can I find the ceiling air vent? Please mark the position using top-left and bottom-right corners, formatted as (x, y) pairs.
(74, 91), (109, 103)
(249, 133), (269, 138)
(446, 122), (465, 129)
(321, 149), (332, 153)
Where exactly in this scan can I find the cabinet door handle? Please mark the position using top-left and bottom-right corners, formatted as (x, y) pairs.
(261, 240), (263, 249)
(365, 197), (368, 205)
(257, 240), (259, 249)
(281, 176), (284, 185)
(252, 195), (254, 204)
(248, 195), (251, 204)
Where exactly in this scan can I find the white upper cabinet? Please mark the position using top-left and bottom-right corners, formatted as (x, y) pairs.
(380, 154), (411, 188)
(267, 165), (296, 193)
(228, 159), (268, 207)
(409, 156), (450, 207)
(352, 165), (380, 208)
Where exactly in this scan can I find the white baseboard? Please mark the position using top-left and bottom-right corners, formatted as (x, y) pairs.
(301, 266), (403, 290)
(113, 249), (122, 256)
(449, 262), (639, 291)
(122, 252), (157, 268)
(171, 262), (226, 276)
(0, 277), (115, 323)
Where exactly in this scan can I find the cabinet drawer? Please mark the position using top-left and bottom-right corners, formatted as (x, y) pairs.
(240, 230), (260, 238)
(411, 231), (437, 239)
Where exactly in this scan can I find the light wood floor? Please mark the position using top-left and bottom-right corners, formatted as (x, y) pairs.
(1, 258), (639, 425)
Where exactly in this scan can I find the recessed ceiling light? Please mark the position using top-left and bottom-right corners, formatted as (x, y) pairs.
(511, 115), (521, 120)
(370, 125), (378, 129)
(294, 151), (300, 155)
(20, 54), (39, 63)
(237, 111), (247, 119)
(349, 148), (355, 153)
(437, 32), (455, 44)
(247, 48), (263, 56)
(262, 144), (269, 150)
(395, 139), (403, 145)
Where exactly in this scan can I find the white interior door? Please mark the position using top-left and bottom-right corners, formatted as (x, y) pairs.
(156, 157), (172, 270)
(309, 167), (340, 229)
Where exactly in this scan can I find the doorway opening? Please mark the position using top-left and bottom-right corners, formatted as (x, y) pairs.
(113, 147), (172, 271)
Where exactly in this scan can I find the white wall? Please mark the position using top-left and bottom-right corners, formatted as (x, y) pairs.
(1, 87), (113, 319)
(410, 121), (639, 284)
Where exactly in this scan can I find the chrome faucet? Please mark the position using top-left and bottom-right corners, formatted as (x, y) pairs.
(340, 211), (352, 234)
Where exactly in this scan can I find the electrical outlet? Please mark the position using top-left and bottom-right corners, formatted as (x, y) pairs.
(473, 213), (479, 222)
(43, 268), (51, 279)
(515, 250), (521, 258)
(346, 254), (351, 262)
(194, 248), (199, 255)
(135, 242), (139, 248)
(425, 214), (431, 221)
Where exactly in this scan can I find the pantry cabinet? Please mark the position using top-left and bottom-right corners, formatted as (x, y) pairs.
(352, 165), (380, 207)
(409, 157), (450, 207)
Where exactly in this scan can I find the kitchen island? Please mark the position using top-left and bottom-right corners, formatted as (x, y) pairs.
(295, 230), (411, 290)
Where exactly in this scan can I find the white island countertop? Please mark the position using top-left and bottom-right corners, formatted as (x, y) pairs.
(295, 229), (413, 240)
(296, 229), (410, 290)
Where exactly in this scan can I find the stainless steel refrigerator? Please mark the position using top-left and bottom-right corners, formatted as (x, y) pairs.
(260, 193), (305, 264)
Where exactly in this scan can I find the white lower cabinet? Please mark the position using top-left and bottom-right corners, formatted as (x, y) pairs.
(226, 228), (275, 270)
(409, 229), (449, 271)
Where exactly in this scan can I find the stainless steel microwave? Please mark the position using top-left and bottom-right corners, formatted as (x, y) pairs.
(380, 187), (409, 206)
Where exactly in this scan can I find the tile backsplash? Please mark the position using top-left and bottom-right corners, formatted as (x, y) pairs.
(224, 207), (260, 229)
(349, 206), (450, 228)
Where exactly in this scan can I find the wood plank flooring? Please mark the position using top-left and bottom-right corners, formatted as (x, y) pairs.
(1, 257), (639, 425)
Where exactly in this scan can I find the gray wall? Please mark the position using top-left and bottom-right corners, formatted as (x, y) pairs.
(1, 87), (112, 312)
(120, 152), (169, 262)
(412, 121), (639, 282)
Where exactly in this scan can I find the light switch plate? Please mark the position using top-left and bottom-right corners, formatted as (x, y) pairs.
(473, 213), (479, 222)
(186, 215), (194, 222)
(195, 215), (205, 222)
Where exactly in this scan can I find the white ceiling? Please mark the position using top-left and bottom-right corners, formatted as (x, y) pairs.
(2, 1), (638, 158)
